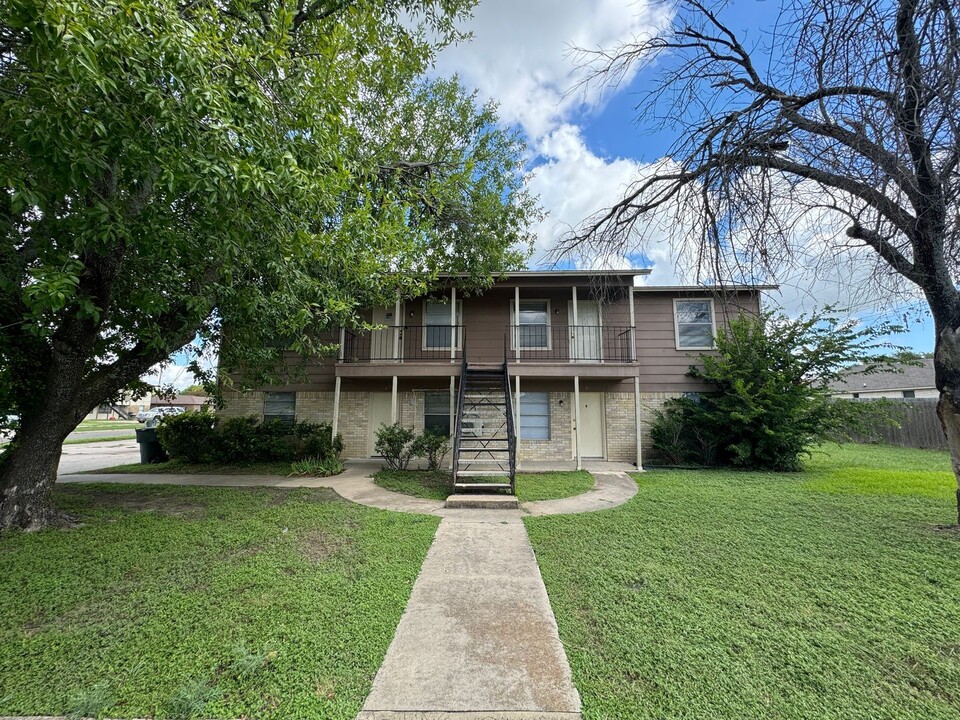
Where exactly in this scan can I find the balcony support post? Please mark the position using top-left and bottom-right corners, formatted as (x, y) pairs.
(514, 286), (520, 362)
(393, 299), (401, 362)
(573, 375), (582, 470)
(634, 376), (643, 470)
(515, 375), (521, 468)
(391, 376), (398, 424)
(450, 286), (457, 362)
(571, 285), (579, 363)
(332, 376), (342, 438)
(628, 286), (637, 362)
(449, 374), (456, 469)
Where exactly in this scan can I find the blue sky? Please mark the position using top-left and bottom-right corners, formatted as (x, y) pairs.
(434, 0), (936, 353)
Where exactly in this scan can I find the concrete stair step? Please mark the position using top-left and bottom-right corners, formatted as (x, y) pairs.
(455, 469), (511, 477)
(445, 492), (518, 509)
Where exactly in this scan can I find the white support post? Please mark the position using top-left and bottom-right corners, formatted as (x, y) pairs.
(450, 286), (457, 362)
(393, 298), (401, 362)
(571, 285), (579, 362)
(332, 376), (342, 438)
(515, 375), (521, 469)
(338, 327), (345, 362)
(628, 285), (637, 363)
(391, 376), (398, 424)
(449, 375), (456, 469)
(514, 286), (520, 362)
(573, 376), (582, 470)
(634, 376), (643, 470)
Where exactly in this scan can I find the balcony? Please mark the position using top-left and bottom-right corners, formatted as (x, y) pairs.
(337, 324), (636, 378)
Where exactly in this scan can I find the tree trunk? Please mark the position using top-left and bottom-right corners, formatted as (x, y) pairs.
(0, 416), (75, 531)
(935, 322), (960, 526)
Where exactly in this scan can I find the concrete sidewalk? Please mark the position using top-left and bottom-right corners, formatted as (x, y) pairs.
(357, 511), (581, 719)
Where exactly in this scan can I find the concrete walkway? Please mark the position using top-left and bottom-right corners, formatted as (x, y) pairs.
(356, 510), (581, 720)
(524, 471), (638, 516)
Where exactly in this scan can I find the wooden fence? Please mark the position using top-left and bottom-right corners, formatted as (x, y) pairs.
(849, 398), (947, 450)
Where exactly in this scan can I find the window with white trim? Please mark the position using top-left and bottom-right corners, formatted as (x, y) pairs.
(512, 300), (550, 349)
(674, 299), (715, 349)
(519, 392), (550, 440)
(424, 300), (462, 349)
(424, 392), (451, 436)
(264, 392), (296, 426)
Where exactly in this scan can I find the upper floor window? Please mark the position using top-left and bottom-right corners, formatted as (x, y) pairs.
(264, 391), (296, 426)
(674, 299), (715, 349)
(424, 300), (462, 350)
(512, 300), (551, 350)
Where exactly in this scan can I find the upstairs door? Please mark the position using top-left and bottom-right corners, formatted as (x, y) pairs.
(370, 306), (397, 361)
(568, 301), (602, 362)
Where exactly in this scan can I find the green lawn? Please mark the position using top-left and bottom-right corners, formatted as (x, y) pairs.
(83, 459), (292, 476)
(64, 434), (136, 446)
(525, 444), (960, 720)
(373, 469), (595, 503)
(75, 419), (140, 432)
(0, 484), (438, 720)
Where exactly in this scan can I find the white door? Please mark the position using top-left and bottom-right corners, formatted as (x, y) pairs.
(568, 301), (602, 362)
(368, 393), (393, 455)
(576, 392), (605, 458)
(370, 306), (397, 361)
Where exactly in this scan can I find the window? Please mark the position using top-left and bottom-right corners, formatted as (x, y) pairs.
(424, 300), (462, 349)
(264, 392), (295, 426)
(674, 299), (715, 349)
(902, 390), (916, 399)
(512, 300), (551, 349)
(424, 392), (450, 435)
(852, 393), (860, 399)
(519, 392), (550, 440)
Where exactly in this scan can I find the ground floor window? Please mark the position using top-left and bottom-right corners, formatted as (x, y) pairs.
(519, 392), (550, 440)
(424, 392), (451, 436)
(264, 391), (296, 426)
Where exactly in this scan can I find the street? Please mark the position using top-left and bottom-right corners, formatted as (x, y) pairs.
(57, 439), (140, 475)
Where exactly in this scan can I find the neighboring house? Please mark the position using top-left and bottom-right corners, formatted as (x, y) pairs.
(85, 391), (152, 420)
(219, 270), (769, 472)
(829, 357), (938, 399)
(151, 394), (210, 411)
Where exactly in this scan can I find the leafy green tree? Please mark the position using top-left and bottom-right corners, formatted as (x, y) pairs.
(0, 0), (538, 529)
(650, 310), (906, 471)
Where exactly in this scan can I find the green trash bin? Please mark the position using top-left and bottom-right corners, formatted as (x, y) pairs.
(135, 428), (169, 464)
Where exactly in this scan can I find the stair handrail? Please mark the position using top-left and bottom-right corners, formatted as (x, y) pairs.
(503, 337), (517, 494)
(450, 338), (468, 490)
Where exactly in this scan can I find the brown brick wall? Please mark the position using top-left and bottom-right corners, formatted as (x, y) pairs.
(604, 392), (637, 463)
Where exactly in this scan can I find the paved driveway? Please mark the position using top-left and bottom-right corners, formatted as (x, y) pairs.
(58, 439), (140, 475)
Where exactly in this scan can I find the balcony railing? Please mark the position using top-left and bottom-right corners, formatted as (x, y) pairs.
(340, 324), (635, 364)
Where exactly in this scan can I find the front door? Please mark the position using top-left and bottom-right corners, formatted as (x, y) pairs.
(576, 392), (605, 458)
(368, 392), (393, 456)
(568, 301), (602, 362)
(370, 306), (397, 361)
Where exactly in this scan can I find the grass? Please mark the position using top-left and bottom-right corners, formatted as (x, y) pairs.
(75, 419), (139, 432)
(372, 469), (595, 503)
(81, 459), (293, 476)
(64, 434), (135, 446)
(525, 443), (960, 720)
(0, 483), (439, 719)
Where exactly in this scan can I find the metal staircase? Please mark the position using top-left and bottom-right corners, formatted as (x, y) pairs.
(451, 351), (517, 494)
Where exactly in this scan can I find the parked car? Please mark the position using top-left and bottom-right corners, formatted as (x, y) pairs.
(136, 406), (185, 423)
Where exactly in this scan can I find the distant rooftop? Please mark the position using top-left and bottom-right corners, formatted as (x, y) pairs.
(829, 357), (936, 393)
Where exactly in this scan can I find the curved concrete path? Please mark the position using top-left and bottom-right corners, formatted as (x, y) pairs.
(523, 471), (638, 516)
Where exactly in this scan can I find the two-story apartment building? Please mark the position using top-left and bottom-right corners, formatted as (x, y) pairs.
(219, 270), (767, 470)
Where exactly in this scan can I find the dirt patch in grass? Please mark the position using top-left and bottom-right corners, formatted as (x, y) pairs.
(58, 486), (207, 518)
(298, 529), (355, 563)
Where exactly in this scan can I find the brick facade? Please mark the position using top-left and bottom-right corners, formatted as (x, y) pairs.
(604, 392), (637, 463)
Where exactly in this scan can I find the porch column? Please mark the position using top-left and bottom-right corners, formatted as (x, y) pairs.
(450, 286), (457, 362)
(515, 375), (521, 468)
(571, 285), (579, 362)
(573, 375), (582, 470)
(391, 376), (398, 424)
(634, 376), (644, 470)
(393, 298), (401, 361)
(628, 285), (637, 362)
(514, 286), (520, 362)
(449, 375), (456, 435)
(332, 376), (342, 438)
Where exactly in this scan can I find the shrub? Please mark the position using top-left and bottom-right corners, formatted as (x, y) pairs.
(290, 455), (345, 477)
(375, 423), (416, 470)
(293, 420), (343, 460)
(156, 410), (216, 463)
(650, 310), (908, 471)
(412, 429), (449, 470)
(212, 416), (264, 463)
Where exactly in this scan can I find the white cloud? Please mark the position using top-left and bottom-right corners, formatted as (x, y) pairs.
(436, 0), (669, 140)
